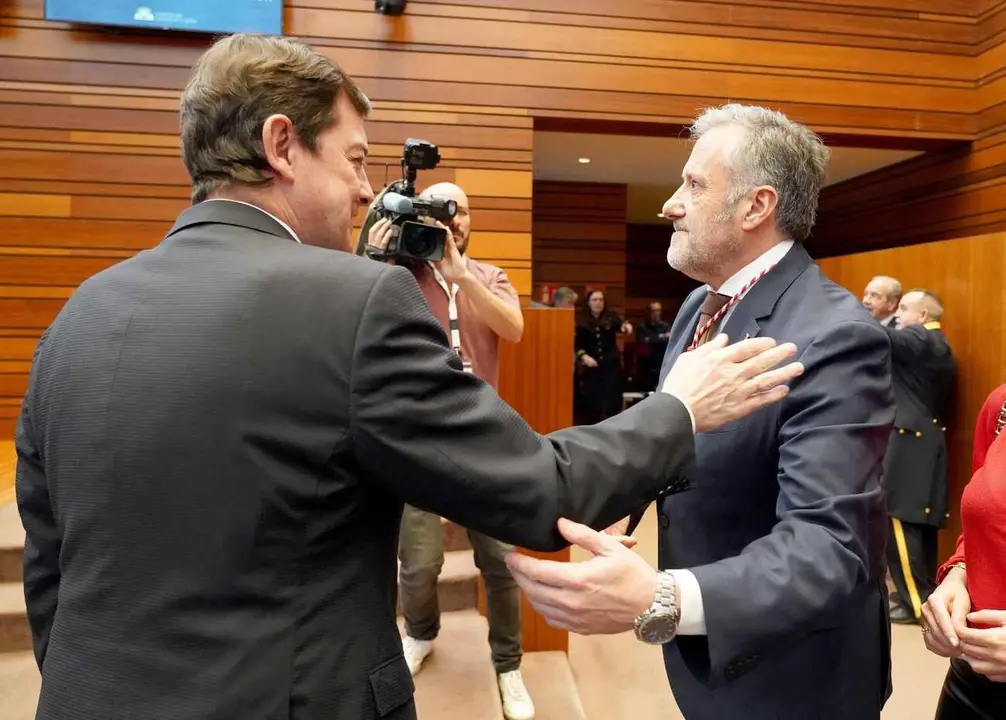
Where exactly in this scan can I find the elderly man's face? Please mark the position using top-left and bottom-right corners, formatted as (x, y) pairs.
(661, 125), (747, 286)
(862, 278), (898, 320)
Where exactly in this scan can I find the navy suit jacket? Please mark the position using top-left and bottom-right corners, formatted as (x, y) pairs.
(646, 243), (896, 719)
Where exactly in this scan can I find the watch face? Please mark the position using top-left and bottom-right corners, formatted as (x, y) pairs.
(639, 612), (678, 644)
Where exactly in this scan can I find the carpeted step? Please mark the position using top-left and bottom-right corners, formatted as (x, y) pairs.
(401, 609), (503, 720)
(520, 650), (588, 720)
(441, 517), (471, 553)
(0, 503), (24, 585)
(0, 650), (40, 720)
(0, 583), (30, 654)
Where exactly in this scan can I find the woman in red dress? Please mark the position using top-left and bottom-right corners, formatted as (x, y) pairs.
(922, 383), (1006, 718)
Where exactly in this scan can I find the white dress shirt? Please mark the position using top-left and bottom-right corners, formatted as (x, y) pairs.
(204, 198), (303, 244)
(668, 239), (794, 636)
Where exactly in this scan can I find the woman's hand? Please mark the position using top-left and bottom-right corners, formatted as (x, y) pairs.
(621, 321), (633, 335)
(921, 567), (970, 658)
(580, 354), (598, 368)
(958, 610), (1006, 682)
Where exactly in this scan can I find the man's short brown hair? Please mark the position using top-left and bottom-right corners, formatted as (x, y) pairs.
(180, 34), (371, 203)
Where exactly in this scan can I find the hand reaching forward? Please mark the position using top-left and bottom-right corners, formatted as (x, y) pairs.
(958, 610), (1006, 682)
(662, 334), (803, 433)
(505, 518), (656, 635)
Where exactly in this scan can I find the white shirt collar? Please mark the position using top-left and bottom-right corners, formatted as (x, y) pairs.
(714, 239), (794, 299)
(205, 198), (302, 244)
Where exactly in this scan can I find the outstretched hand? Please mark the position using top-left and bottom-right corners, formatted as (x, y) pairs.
(662, 334), (803, 432)
(505, 518), (655, 635)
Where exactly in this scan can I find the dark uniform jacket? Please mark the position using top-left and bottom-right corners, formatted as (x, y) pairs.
(882, 322), (957, 527)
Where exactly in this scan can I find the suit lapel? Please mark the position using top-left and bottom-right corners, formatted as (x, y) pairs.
(720, 309), (761, 345)
(719, 243), (813, 342)
(658, 243), (814, 386)
(658, 289), (705, 385)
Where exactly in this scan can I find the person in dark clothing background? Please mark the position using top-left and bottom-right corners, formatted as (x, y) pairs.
(635, 300), (672, 392)
(882, 289), (957, 625)
(575, 288), (632, 423)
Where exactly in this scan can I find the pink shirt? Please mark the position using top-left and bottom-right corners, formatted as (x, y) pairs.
(410, 257), (520, 390)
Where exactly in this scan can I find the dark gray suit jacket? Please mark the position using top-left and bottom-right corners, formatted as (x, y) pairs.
(15, 200), (695, 720)
(641, 243), (896, 719)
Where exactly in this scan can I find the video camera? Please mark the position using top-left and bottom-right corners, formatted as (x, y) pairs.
(356, 139), (456, 262)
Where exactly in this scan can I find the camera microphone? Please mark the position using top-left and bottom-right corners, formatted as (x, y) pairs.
(381, 192), (413, 214)
(382, 192), (457, 223)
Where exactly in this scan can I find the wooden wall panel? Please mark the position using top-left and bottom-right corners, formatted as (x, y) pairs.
(625, 224), (702, 323)
(531, 182), (627, 316)
(0, 0), (1003, 438)
(817, 233), (1006, 563)
(814, 129), (1006, 256)
(495, 306), (575, 653)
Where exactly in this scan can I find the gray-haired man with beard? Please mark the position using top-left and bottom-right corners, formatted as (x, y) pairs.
(508, 104), (896, 720)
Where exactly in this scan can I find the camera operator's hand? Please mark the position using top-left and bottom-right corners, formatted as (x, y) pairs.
(366, 218), (397, 264)
(433, 222), (469, 284)
(662, 334), (803, 433)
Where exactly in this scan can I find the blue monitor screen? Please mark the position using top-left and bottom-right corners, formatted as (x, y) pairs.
(45, 1), (283, 35)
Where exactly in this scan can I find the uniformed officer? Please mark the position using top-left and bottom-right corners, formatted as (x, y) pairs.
(881, 289), (957, 624)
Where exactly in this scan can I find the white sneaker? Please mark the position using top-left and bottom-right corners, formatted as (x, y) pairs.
(498, 669), (535, 720)
(401, 636), (433, 676)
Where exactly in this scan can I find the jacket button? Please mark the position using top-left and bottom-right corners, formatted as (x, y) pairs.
(925, 507), (931, 515)
(915, 431), (923, 438)
(946, 513), (951, 519)
(941, 427), (947, 432)
(659, 515), (670, 530)
(933, 418), (938, 424)
(898, 428), (905, 435)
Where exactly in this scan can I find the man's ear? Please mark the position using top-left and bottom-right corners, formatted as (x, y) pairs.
(741, 186), (778, 232)
(261, 114), (297, 182)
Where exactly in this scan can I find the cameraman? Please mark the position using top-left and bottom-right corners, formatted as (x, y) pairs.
(367, 182), (535, 720)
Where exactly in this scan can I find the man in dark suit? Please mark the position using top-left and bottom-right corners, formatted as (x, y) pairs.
(635, 301), (672, 391)
(508, 104), (896, 720)
(882, 289), (957, 625)
(14, 36), (802, 720)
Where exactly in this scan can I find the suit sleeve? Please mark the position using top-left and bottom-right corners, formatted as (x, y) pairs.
(348, 265), (695, 552)
(885, 324), (927, 363)
(14, 330), (60, 670)
(687, 319), (894, 686)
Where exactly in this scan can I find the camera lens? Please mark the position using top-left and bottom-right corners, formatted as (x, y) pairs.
(403, 224), (435, 257)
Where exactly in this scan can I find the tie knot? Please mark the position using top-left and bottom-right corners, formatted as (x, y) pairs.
(700, 291), (730, 318)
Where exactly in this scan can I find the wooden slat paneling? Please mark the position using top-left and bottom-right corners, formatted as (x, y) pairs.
(625, 224), (703, 324)
(817, 232), (1006, 563)
(496, 306), (575, 652)
(814, 128), (1006, 256)
(0, 0), (1003, 432)
(532, 181), (627, 315)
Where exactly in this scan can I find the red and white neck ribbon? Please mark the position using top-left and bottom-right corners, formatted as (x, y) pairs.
(686, 264), (777, 351)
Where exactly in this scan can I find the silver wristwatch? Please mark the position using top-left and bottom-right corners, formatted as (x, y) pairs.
(633, 570), (680, 644)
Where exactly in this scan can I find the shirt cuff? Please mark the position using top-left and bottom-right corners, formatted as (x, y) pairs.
(668, 569), (706, 635)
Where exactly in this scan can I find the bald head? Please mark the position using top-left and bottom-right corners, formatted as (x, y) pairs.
(895, 289), (943, 328)
(420, 182), (471, 253)
(862, 275), (902, 321)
